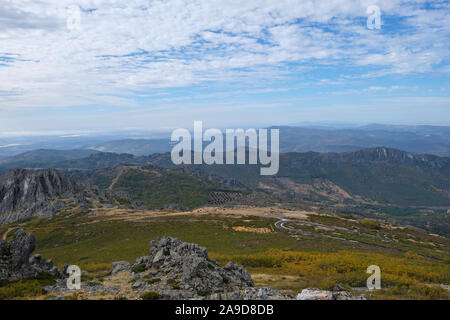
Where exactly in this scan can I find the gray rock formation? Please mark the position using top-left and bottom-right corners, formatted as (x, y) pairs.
(296, 288), (366, 300)
(0, 168), (86, 223)
(133, 237), (254, 296)
(110, 261), (131, 275)
(0, 229), (65, 282)
(38, 236), (367, 300)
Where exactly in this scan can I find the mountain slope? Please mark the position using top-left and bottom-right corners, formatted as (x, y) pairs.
(0, 149), (100, 173)
(146, 147), (450, 207)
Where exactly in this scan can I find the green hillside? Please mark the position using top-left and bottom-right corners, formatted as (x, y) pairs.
(112, 168), (211, 209)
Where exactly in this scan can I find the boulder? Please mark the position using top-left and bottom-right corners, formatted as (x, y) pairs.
(110, 261), (131, 275)
(297, 289), (334, 300)
(296, 288), (366, 300)
(133, 237), (254, 296)
(0, 229), (65, 282)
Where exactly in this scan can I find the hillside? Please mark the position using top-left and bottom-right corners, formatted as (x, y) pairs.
(0, 149), (100, 172)
(0, 147), (449, 235)
(0, 206), (448, 300)
(146, 147), (450, 207)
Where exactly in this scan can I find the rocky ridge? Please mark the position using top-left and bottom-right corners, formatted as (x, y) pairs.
(0, 168), (118, 224)
(0, 169), (86, 223)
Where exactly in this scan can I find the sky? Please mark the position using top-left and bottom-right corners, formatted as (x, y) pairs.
(0, 0), (449, 136)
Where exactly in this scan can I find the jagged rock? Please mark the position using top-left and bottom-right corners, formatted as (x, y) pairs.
(240, 287), (287, 300)
(10, 229), (35, 269)
(132, 279), (146, 290)
(257, 288), (268, 300)
(297, 289), (333, 300)
(0, 229), (65, 282)
(132, 237), (254, 297)
(110, 261), (131, 275)
(0, 169), (86, 223)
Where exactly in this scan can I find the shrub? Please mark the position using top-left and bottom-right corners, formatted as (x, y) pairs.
(167, 278), (180, 289)
(0, 280), (47, 300)
(146, 278), (161, 284)
(64, 292), (81, 300)
(140, 291), (159, 300)
(360, 218), (381, 229)
(131, 263), (147, 273)
(197, 290), (211, 297)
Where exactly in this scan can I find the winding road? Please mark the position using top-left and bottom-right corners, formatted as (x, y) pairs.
(2, 227), (16, 241)
(274, 219), (402, 253)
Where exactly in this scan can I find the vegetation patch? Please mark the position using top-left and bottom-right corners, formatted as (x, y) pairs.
(140, 291), (160, 300)
(131, 263), (147, 273)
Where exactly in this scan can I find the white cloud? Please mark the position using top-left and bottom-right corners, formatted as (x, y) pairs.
(0, 0), (449, 109)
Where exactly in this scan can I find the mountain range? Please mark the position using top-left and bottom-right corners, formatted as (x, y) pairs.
(1, 124), (449, 159)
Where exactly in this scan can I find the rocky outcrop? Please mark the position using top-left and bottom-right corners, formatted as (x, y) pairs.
(39, 236), (367, 300)
(0, 168), (86, 223)
(110, 261), (131, 275)
(0, 229), (65, 282)
(132, 237), (254, 297)
(296, 288), (366, 300)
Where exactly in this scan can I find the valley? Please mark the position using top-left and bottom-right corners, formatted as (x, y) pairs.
(0, 145), (449, 300)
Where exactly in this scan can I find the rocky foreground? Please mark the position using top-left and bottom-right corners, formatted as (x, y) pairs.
(0, 230), (366, 300)
(0, 229), (66, 283)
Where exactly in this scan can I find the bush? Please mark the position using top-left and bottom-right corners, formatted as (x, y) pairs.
(167, 278), (180, 289)
(360, 218), (381, 230)
(0, 280), (48, 300)
(197, 290), (211, 297)
(131, 263), (147, 273)
(146, 278), (161, 284)
(140, 291), (159, 300)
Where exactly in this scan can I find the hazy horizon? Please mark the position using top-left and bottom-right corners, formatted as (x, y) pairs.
(1, 121), (450, 139)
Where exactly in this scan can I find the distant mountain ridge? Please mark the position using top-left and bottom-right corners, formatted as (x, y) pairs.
(0, 147), (449, 236)
(0, 147), (449, 208)
(0, 124), (448, 158)
(274, 126), (450, 156)
(143, 147), (450, 207)
(85, 138), (171, 156)
(0, 149), (100, 172)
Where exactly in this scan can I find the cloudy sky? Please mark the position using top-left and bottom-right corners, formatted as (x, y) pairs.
(0, 0), (449, 135)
